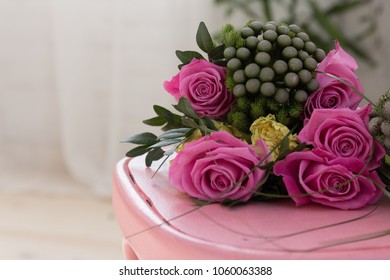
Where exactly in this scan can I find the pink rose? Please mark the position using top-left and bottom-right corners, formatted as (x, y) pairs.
(298, 105), (386, 170)
(303, 42), (363, 123)
(163, 59), (235, 119)
(274, 149), (383, 210)
(169, 131), (270, 202)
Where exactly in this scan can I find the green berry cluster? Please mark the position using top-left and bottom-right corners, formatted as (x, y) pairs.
(222, 21), (325, 131)
(370, 90), (390, 152)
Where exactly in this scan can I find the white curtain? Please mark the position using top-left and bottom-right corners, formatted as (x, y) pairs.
(0, 0), (232, 195)
(0, 0), (389, 195)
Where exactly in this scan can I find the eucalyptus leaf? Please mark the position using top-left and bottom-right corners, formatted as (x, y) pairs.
(181, 118), (201, 129)
(158, 127), (194, 139)
(126, 145), (152, 158)
(196, 22), (215, 53)
(173, 97), (200, 119)
(176, 50), (204, 65)
(153, 105), (171, 116)
(207, 44), (226, 61)
(143, 116), (167, 126)
(122, 132), (157, 145)
(150, 138), (183, 148)
(145, 148), (165, 167)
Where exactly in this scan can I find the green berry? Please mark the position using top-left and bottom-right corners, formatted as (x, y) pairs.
(304, 41), (317, 54)
(282, 46), (298, 59)
(263, 30), (278, 42)
(246, 36), (260, 49)
(241, 27), (255, 38)
(314, 49), (326, 62)
(383, 101), (390, 118)
(260, 82), (276, 97)
(297, 32), (309, 42)
(294, 90), (308, 103)
(255, 52), (271, 66)
(298, 69), (312, 84)
(306, 79), (320, 92)
(277, 25), (290, 35)
(257, 40), (273, 52)
(246, 79), (261, 94)
(233, 70), (246, 83)
(384, 137), (390, 150)
(297, 50), (309, 61)
(245, 63), (261, 78)
(381, 122), (390, 136)
(233, 84), (246, 97)
(277, 34), (292, 47)
(227, 58), (242, 71)
(284, 72), (299, 88)
(274, 88), (289, 103)
(273, 60), (288, 75)
(263, 22), (277, 31)
(288, 58), (303, 72)
(249, 21), (263, 34)
(223, 47), (236, 59)
(236, 47), (251, 60)
(369, 117), (383, 135)
(291, 37), (304, 50)
(259, 67), (275, 82)
(303, 57), (318, 71)
(288, 24), (301, 33)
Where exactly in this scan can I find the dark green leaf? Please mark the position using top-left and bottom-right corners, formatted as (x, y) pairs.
(173, 97), (200, 119)
(145, 148), (165, 167)
(201, 116), (218, 131)
(207, 44), (225, 61)
(181, 118), (201, 129)
(176, 50), (204, 65)
(150, 138), (183, 148)
(126, 145), (152, 158)
(143, 116), (167, 126)
(122, 132), (157, 145)
(158, 128), (193, 139)
(196, 22), (214, 53)
(212, 59), (228, 67)
(154, 105), (172, 116)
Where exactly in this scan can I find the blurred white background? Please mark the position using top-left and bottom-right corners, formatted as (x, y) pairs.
(0, 0), (389, 259)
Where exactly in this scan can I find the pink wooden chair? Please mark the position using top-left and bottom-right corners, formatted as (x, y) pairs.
(112, 157), (390, 259)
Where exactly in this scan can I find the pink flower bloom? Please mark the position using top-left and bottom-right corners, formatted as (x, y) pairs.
(169, 131), (270, 202)
(274, 149), (383, 210)
(303, 42), (364, 123)
(298, 105), (385, 170)
(163, 59), (235, 119)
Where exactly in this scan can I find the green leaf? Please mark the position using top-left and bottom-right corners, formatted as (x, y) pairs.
(145, 148), (165, 167)
(196, 22), (214, 53)
(143, 116), (167, 126)
(122, 132), (157, 145)
(207, 44), (226, 62)
(150, 138), (183, 148)
(158, 128), (193, 139)
(173, 97), (200, 119)
(201, 116), (218, 131)
(126, 145), (152, 158)
(154, 105), (171, 116)
(176, 50), (204, 65)
(181, 118), (201, 129)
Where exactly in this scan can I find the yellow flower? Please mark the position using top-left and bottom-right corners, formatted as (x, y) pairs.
(250, 114), (298, 161)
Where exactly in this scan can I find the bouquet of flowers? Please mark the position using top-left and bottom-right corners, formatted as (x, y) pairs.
(124, 20), (390, 210)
